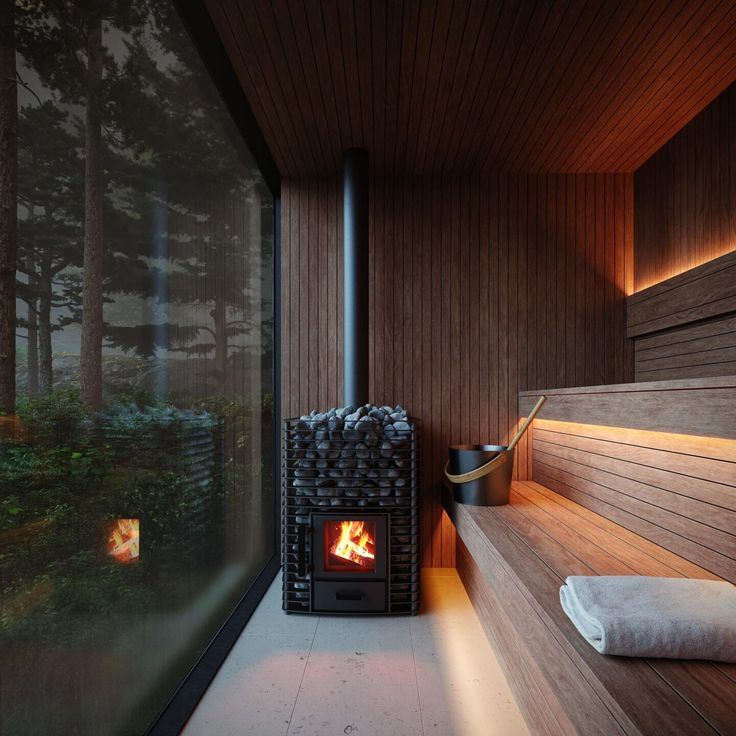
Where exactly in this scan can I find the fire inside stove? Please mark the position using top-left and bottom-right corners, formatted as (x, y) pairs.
(325, 519), (376, 572)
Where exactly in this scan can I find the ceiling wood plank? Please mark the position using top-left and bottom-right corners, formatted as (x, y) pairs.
(207, 0), (736, 175)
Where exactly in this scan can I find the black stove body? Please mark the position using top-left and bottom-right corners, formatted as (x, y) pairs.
(282, 412), (420, 615)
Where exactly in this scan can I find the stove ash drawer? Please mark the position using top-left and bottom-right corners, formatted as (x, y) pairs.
(312, 580), (387, 613)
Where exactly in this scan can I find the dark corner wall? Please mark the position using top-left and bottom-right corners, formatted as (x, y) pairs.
(635, 82), (736, 292)
(281, 175), (634, 566)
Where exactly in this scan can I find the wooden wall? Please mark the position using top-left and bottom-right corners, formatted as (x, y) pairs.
(634, 82), (736, 292)
(281, 175), (634, 566)
(529, 417), (736, 583)
(627, 251), (736, 381)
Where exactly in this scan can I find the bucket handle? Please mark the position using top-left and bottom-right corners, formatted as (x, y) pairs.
(444, 453), (508, 484)
(444, 395), (546, 484)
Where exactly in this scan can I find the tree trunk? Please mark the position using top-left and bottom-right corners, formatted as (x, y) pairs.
(0, 0), (17, 414)
(80, 12), (103, 412)
(38, 252), (52, 392)
(26, 297), (38, 395)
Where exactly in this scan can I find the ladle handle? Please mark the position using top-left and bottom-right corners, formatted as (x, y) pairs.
(507, 395), (547, 451)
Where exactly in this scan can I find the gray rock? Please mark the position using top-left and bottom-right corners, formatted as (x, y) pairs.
(362, 430), (378, 448)
(380, 440), (394, 458)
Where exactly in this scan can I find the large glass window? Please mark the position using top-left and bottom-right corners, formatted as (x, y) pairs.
(1, 3), (275, 734)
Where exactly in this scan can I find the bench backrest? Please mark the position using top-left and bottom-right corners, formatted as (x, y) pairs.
(531, 418), (736, 583)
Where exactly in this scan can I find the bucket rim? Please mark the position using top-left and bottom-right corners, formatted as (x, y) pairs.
(449, 443), (509, 452)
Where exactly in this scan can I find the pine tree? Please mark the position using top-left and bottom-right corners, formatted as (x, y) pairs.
(16, 103), (84, 393)
(108, 4), (273, 392)
(0, 0), (17, 414)
(17, 0), (147, 411)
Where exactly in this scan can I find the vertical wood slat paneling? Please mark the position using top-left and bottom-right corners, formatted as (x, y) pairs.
(210, 0), (736, 177)
(635, 82), (736, 292)
(281, 175), (634, 566)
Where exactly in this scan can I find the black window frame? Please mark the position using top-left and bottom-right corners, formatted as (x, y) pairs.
(144, 3), (282, 734)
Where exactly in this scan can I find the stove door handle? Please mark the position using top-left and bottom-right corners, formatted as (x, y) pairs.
(335, 590), (365, 601)
(297, 523), (307, 577)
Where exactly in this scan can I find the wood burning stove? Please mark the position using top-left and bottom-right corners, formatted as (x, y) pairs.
(282, 152), (419, 615)
(282, 407), (420, 615)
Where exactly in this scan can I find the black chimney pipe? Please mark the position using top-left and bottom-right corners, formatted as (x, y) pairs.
(343, 148), (369, 408)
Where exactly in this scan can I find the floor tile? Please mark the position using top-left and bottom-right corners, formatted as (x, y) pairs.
(183, 569), (528, 736)
(286, 616), (422, 736)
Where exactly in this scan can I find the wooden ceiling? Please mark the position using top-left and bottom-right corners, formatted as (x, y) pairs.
(205, 0), (736, 177)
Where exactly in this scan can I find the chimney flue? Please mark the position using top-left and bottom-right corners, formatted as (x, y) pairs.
(343, 148), (369, 408)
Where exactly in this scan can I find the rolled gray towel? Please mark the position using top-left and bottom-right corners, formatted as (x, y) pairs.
(560, 576), (736, 661)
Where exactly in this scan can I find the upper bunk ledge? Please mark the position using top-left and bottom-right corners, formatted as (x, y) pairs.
(518, 376), (736, 440)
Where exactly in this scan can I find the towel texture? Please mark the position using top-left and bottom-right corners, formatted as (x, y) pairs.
(560, 576), (736, 661)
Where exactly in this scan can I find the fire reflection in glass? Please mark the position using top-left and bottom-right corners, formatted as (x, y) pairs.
(106, 519), (140, 563)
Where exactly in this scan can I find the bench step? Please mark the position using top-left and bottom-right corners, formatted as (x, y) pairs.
(445, 480), (736, 736)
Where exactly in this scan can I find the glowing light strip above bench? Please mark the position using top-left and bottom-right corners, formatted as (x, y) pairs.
(519, 376), (736, 441)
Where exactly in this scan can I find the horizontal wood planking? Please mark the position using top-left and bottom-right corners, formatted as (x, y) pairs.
(206, 0), (736, 176)
(282, 175), (633, 566)
(528, 422), (736, 582)
(456, 539), (613, 736)
(520, 377), (736, 439)
(634, 83), (736, 293)
(634, 314), (736, 381)
(449, 482), (733, 735)
(627, 250), (736, 338)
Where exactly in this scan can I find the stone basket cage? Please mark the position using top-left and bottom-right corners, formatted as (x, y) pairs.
(281, 415), (421, 614)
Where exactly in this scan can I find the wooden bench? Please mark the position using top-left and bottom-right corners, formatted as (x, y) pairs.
(445, 479), (736, 736)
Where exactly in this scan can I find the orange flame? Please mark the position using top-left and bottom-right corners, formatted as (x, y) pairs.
(330, 520), (375, 567)
(107, 519), (140, 563)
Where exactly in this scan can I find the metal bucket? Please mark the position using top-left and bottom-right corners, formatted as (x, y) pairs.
(448, 444), (515, 506)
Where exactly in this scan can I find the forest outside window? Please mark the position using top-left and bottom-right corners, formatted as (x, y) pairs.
(0, 2), (276, 734)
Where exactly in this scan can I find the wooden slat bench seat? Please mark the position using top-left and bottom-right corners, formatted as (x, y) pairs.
(445, 479), (736, 736)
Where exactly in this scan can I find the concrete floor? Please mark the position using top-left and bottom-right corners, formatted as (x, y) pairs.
(182, 569), (528, 736)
